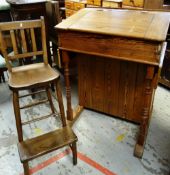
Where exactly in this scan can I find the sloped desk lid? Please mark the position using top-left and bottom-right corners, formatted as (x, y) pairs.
(56, 8), (170, 42)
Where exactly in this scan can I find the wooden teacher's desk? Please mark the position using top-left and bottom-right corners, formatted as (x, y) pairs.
(56, 8), (170, 158)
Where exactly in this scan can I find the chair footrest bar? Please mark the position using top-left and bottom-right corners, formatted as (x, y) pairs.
(19, 89), (46, 98)
(18, 126), (78, 162)
(20, 99), (49, 109)
(22, 112), (60, 125)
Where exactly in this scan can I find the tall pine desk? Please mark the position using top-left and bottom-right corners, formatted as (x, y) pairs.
(56, 8), (170, 158)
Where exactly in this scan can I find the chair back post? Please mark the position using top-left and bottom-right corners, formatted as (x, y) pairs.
(40, 16), (48, 65)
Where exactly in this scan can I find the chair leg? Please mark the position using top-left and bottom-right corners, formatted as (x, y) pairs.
(72, 141), (77, 165)
(55, 79), (67, 127)
(13, 91), (23, 142)
(23, 162), (29, 175)
(46, 87), (55, 114)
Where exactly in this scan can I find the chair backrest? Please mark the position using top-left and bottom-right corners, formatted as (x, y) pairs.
(0, 17), (48, 72)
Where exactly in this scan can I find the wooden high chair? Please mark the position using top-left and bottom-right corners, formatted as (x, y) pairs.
(0, 17), (77, 175)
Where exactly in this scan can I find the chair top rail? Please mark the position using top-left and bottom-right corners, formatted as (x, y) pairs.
(0, 19), (42, 31)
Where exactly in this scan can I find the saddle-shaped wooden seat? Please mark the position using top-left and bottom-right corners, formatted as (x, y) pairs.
(9, 63), (59, 89)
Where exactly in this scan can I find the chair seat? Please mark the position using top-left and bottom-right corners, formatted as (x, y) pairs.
(9, 63), (60, 89)
(18, 126), (78, 162)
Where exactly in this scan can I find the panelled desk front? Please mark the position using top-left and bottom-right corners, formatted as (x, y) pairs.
(56, 8), (170, 158)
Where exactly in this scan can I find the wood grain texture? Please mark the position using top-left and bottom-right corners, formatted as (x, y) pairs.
(7, 0), (53, 66)
(56, 8), (170, 41)
(78, 55), (147, 123)
(20, 29), (27, 53)
(59, 31), (160, 66)
(102, 0), (123, 8)
(30, 28), (37, 52)
(0, 11), (78, 175)
(0, 20), (42, 31)
(61, 50), (74, 120)
(0, 18), (47, 71)
(123, 0), (144, 7)
(8, 63), (59, 90)
(144, 0), (164, 9)
(18, 126), (78, 162)
(10, 30), (18, 54)
(134, 66), (155, 157)
(13, 91), (23, 142)
(57, 8), (169, 158)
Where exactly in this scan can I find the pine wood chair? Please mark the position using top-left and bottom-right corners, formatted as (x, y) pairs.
(0, 17), (77, 175)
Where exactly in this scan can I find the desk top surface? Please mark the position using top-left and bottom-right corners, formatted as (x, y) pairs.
(56, 8), (170, 41)
(6, 0), (46, 5)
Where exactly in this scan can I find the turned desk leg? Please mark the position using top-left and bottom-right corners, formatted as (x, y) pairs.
(134, 66), (155, 158)
(62, 51), (73, 121)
